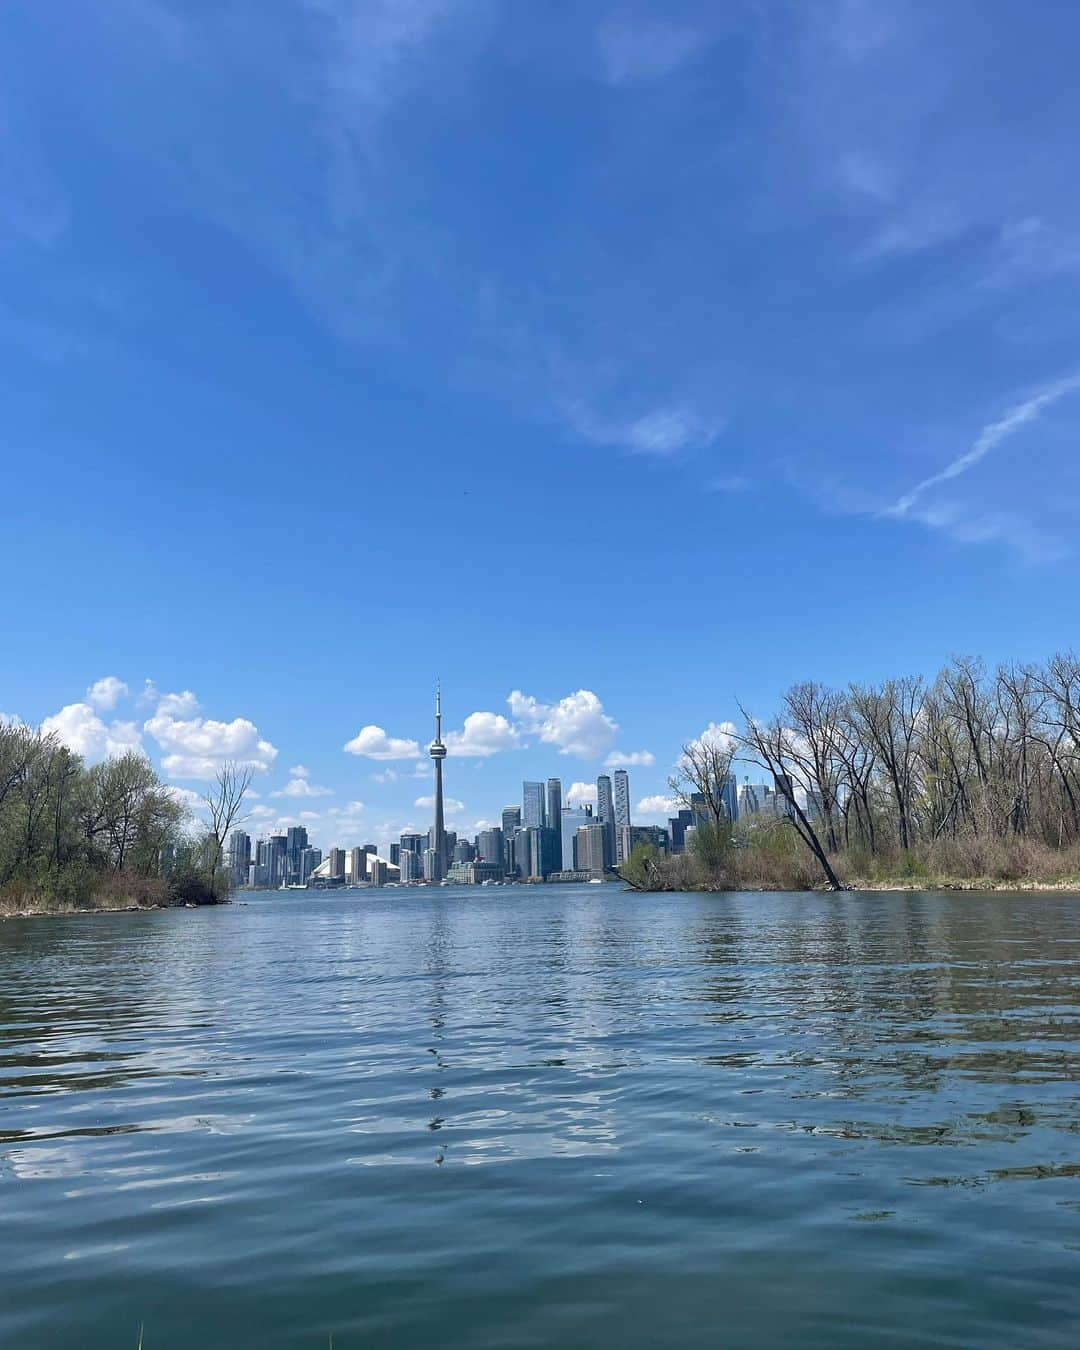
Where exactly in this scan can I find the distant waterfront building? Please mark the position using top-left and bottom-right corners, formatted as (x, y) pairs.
(266, 834), (287, 887)
(400, 832), (424, 860)
(518, 826), (559, 880)
(560, 803), (593, 871)
(668, 808), (693, 854)
(546, 778), (563, 870)
(613, 769), (632, 865)
(228, 829), (251, 887)
(630, 824), (669, 853)
(501, 807), (521, 875)
(328, 847), (346, 881)
(721, 772), (739, 823)
(299, 846), (321, 882)
(576, 822), (610, 878)
(389, 843), (400, 867)
(348, 847), (367, 884)
(286, 826), (309, 882)
(523, 781), (546, 829)
(369, 859), (387, 887)
(596, 775), (616, 866)
(477, 827), (504, 873)
(738, 782), (774, 816)
(422, 847), (440, 882)
(399, 849), (422, 882)
(773, 773), (797, 818)
(447, 859), (503, 885)
(453, 839), (476, 863)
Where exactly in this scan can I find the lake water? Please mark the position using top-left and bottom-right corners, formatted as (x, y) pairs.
(2, 887), (1079, 1348)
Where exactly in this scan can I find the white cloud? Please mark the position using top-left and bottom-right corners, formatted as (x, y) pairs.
(508, 688), (617, 758)
(445, 710), (521, 757)
(271, 777), (333, 799)
(154, 689), (200, 718)
(604, 749), (655, 768)
(288, 764), (310, 777)
(144, 710), (278, 779)
(414, 794), (464, 814)
(597, 17), (705, 85)
(565, 781), (598, 807)
(687, 721), (738, 756)
(42, 703), (143, 762)
(328, 800), (367, 816)
(86, 676), (128, 711)
(343, 724), (422, 760)
(636, 795), (678, 819)
(164, 784), (203, 811)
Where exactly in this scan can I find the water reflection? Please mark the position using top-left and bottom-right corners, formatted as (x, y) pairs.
(1, 890), (1080, 1348)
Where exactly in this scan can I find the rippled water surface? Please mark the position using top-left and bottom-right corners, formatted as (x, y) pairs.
(2, 887), (1080, 1347)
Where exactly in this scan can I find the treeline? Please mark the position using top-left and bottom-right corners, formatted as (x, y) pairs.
(626, 653), (1080, 892)
(0, 721), (223, 914)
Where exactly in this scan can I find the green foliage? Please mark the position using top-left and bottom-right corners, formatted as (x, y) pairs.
(620, 841), (659, 888)
(0, 722), (215, 913)
(166, 866), (224, 907)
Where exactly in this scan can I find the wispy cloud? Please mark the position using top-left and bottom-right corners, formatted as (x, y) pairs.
(884, 371), (1080, 518)
(563, 402), (722, 457)
(596, 17), (706, 86)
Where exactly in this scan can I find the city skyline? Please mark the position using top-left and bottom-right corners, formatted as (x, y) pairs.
(5, 3), (1080, 855)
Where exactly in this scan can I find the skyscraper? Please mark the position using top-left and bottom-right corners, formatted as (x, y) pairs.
(721, 772), (739, 823)
(266, 834), (287, 887)
(227, 829), (251, 887)
(576, 822), (610, 877)
(546, 778), (563, 869)
(501, 806), (521, 876)
(561, 803), (592, 870)
(613, 769), (631, 865)
(477, 827), (504, 872)
(286, 825), (308, 881)
(596, 774), (615, 867)
(523, 781), (546, 828)
(429, 685), (448, 880)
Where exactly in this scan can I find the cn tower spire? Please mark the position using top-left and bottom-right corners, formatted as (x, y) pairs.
(429, 680), (447, 879)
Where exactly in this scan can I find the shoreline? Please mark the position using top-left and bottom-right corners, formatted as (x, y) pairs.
(0, 899), (228, 921)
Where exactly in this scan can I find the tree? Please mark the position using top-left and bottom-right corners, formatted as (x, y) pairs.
(736, 705), (843, 891)
(203, 762), (253, 896)
(668, 723), (737, 833)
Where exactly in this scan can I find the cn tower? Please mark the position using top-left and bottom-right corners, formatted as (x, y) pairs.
(429, 683), (447, 878)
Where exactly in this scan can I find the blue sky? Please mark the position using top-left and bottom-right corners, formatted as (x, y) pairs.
(4, 0), (1080, 849)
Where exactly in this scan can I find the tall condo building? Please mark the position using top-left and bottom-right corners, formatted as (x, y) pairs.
(286, 826), (309, 881)
(429, 686), (448, 880)
(596, 775), (615, 867)
(546, 778), (563, 870)
(522, 781), (546, 829)
(501, 806), (521, 875)
(228, 830), (251, 887)
(613, 769), (632, 865)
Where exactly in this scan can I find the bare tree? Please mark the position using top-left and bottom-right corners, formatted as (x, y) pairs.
(668, 725), (737, 832)
(736, 704), (843, 891)
(203, 762), (254, 895)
